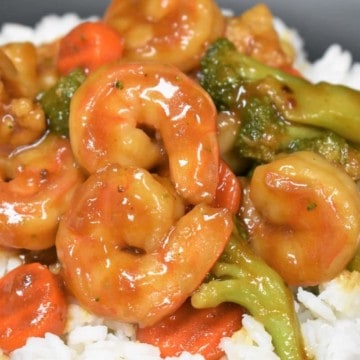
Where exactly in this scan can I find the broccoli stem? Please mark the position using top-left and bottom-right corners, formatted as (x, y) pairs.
(214, 41), (360, 143)
(256, 75), (360, 144)
(191, 223), (308, 360)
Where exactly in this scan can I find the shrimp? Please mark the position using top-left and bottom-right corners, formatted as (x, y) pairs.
(0, 134), (85, 250)
(69, 62), (219, 205)
(0, 97), (46, 152)
(0, 41), (59, 151)
(103, 0), (225, 72)
(56, 164), (233, 327)
(240, 151), (360, 286)
(0, 42), (56, 98)
(224, 4), (294, 69)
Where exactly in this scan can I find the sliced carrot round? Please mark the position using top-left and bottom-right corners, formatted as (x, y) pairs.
(0, 262), (67, 354)
(57, 21), (124, 75)
(136, 299), (243, 360)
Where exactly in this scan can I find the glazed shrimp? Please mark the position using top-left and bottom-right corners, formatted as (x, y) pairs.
(56, 164), (233, 327)
(0, 97), (46, 152)
(69, 62), (219, 205)
(224, 4), (293, 69)
(103, 0), (225, 72)
(241, 151), (360, 286)
(0, 134), (85, 250)
(0, 42), (55, 98)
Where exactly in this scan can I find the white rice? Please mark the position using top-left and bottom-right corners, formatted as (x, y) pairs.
(1, 12), (360, 360)
(273, 17), (360, 90)
(0, 249), (23, 278)
(0, 13), (97, 46)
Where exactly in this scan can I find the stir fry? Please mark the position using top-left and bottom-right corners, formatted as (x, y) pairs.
(0, 1), (359, 359)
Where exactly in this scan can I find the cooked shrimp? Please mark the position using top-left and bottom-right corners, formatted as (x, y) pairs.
(0, 134), (85, 250)
(56, 164), (233, 327)
(69, 62), (219, 205)
(224, 4), (293, 68)
(103, 0), (225, 72)
(0, 97), (46, 152)
(0, 42), (48, 98)
(0, 41), (59, 104)
(240, 151), (360, 286)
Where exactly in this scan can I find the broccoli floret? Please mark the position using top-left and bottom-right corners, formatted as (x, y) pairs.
(191, 219), (307, 360)
(237, 95), (360, 179)
(37, 68), (86, 137)
(199, 39), (243, 111)
(236, 96), (299, 162)
(199, 38), (360, 179)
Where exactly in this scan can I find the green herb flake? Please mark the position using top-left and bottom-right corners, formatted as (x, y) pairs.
(306, 202), (317, 211)
(115, 80), (124, 89)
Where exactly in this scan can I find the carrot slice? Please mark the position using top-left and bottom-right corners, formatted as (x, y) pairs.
(213, 159), (242, 214)
(57, 21), (124, 75)
(280, 65), (303, 77)
(136, 299), (243, 360)
(0, 262), (67, 354)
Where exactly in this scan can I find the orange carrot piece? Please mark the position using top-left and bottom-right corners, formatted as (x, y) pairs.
(57, 21), (124, 75)
(0, 262), (67, 354)
(213, 159), (241, 214)
(280, 65), (303, 77)
(136, 299), (243, 360)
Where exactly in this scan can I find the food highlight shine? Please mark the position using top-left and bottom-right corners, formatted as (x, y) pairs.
(0, 1), (360, 360)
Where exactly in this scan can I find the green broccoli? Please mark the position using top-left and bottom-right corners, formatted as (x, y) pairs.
(199, 38), (360, 179)
(37, 68), (86, 137)
(191, 219), (308, 360)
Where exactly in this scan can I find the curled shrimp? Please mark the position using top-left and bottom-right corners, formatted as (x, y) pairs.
(103, 0), (225, 72)
(0, 134), (85, 250)
(0, 97), (46, 152)
(0, 42), (56, 98)
(241, 151), (360, 286)
(224, 4), (293, 68)
(0, 41), (59, 151)
(69, 62), (219, 205)
(0, 44), (39, 98)
(56, 164), (233, 327)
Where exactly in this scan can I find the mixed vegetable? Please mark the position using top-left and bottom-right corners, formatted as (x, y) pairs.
(199, 38), (360, 179)
(192, 221), (307, 360)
